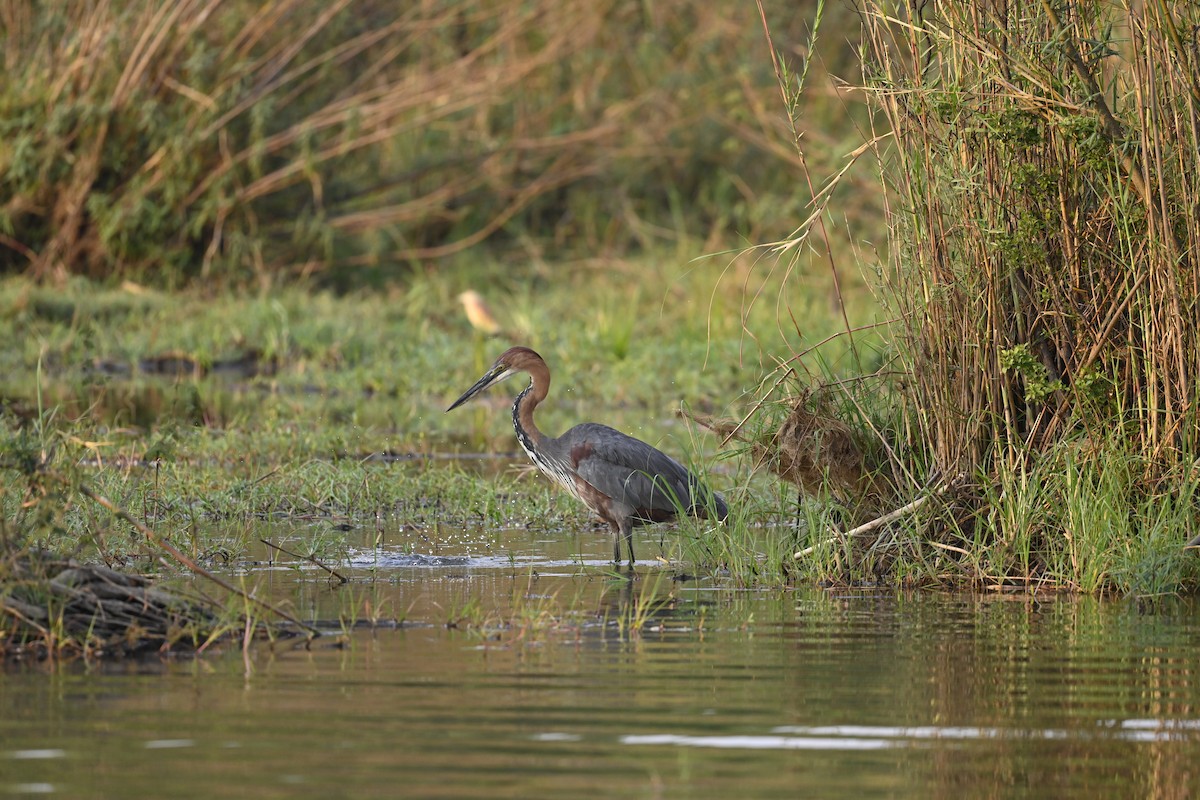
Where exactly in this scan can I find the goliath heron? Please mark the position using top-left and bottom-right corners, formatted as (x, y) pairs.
(447, 346), (728, 564)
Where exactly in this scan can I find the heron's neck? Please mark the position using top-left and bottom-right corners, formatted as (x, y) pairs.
(512, 375), (549, 450)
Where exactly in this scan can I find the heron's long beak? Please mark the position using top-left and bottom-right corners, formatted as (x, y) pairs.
(446, 363), (516, 412)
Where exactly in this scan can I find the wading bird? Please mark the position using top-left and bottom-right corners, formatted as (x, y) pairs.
(447, 346), (727, 564)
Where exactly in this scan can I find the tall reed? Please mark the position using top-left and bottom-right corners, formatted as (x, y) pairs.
(0, 1), (857, 285)
(858, 0), (1200, 588)
(868, 0), (1195, 472)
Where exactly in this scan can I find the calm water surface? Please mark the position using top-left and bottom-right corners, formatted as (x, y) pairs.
(3, 525), (1200, 798)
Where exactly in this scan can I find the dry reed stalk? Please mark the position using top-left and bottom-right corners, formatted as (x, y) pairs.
(862, 0), (1199, 486)
(4, 1), (848, 282)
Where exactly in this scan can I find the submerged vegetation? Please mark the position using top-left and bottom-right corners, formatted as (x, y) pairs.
(4, 0), (1200, 658)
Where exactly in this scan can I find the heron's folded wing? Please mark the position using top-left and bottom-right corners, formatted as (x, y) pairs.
(568, 424), (702, 515)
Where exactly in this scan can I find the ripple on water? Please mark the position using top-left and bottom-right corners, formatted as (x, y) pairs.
(6, 569), (1200, 799)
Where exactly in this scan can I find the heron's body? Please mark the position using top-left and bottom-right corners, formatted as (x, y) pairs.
(448, 346), (727, 563)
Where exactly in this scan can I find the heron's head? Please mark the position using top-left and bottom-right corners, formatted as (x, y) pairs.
(446, 346), (545, 412)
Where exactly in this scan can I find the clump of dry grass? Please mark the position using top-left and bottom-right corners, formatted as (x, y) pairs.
(851, 0), (1200, 589)
(1, 552), (215, 657)
(0, 1), (861, 285)
(864, 0), (1199, 475)
(689, 390), (879, 509)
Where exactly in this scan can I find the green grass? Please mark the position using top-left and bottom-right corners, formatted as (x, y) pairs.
(972, 435), (1200, 595)
(1, 252), (879, 584)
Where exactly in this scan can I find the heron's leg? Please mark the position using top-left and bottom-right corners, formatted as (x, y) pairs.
(612, 519), (636, 564)
(621, 519), (635, 565)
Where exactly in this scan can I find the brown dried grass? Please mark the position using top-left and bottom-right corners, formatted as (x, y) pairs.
(0, 1), (860, 283)
(863, 0), (1200, 481)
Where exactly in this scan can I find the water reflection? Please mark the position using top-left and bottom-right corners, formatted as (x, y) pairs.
(4, 538), (1200, 798)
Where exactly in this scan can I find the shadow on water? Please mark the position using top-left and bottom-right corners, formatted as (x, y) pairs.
(6, 525), (1200, 798)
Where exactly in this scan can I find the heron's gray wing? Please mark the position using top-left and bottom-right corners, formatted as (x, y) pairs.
(562, 423), (708, 517)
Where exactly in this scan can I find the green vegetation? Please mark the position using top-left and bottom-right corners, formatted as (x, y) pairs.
(842, 0), (1200, 593)
(0, 249), (874, 652)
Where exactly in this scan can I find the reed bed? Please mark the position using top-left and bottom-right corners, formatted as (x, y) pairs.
(0, 0), (858, 285)
(853, 0), (1200, 591)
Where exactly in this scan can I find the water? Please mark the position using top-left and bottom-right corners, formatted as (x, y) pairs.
(4, 528), (1200, 798)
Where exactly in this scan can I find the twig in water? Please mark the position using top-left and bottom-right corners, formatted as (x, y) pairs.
(260, 538), (348, 584)
(73, 480), (321, 639)
(794, 477), (961, 559)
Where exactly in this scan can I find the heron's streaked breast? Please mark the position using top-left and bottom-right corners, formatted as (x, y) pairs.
(512, 390), (590, 506)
